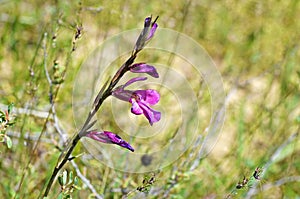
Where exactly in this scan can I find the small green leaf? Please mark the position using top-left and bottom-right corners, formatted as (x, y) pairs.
(5, 135), (12, 148)
(62, 170), (68, 185)
(74, 176), (78, 185)
(57, 193), (63, 199)
(8, 103), (14, 115)
(58, 176), (64, 186)
(69, 171), (73, 182)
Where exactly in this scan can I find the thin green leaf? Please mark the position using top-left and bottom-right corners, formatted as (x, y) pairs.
(5, 135), (12, 148)
(58, 176), (64, 186)
(74, 176), (78, 185)
(69, 171), (73, 183)
(8, 103), (14, 114)
(62, 170), (68, 185)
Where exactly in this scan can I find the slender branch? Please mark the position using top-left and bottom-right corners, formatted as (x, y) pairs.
(247, 176), (300, 195)
(0, 103), (50, 119)
(244, 130), (299, 199)
(6, 131), (53, 143)
(71, 161), (103, 199)
(43, 32), (52, 85)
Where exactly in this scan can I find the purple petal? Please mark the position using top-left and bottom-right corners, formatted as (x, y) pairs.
(147, 23), (158, 40)
(138, 102), (161, 125)
(112, 88), (132, 102)
(85, 131), (134, 152)
(130, 100), (143, 115)
(134, 89), (160, 105)
(130, 63), (159, 78)
(85, 131), (112, 143)
(123, 77), (147, 88)
(112, 77), (147, 101)
(130, 100), (161, 125)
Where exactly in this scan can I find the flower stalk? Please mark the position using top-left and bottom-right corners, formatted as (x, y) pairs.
(42, 16), (159, 197)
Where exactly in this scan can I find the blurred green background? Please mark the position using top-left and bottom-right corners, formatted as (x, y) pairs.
(0, 0), (299, 198)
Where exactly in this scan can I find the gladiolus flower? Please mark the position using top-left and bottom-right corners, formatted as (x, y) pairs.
(112, 77), (161, 125)
(85, 131), (134, 152)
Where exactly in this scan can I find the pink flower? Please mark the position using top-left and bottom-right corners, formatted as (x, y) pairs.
(112, 77), (161, 125)
(85, 131), (134, 152)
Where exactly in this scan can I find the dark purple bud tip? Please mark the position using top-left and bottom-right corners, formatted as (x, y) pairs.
(85, 131), (134, 152)
(144, 17), (152, 28)
(117, 139), (135, 152)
